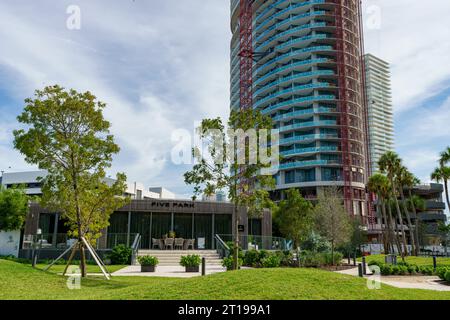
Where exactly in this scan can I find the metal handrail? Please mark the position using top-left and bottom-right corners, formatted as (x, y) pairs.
(215, 234), (230, 259)
(130, 233), (141, 265)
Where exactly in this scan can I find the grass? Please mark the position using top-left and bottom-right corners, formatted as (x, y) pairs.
(34, 264), (126, 274)
(359, 255), (450, 267)
(1, 259), (449, 300)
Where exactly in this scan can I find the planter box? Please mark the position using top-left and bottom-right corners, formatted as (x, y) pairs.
(141, 265), (156, 273)
(185, 266), (199, 273)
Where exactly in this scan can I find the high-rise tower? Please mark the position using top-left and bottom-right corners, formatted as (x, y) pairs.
(230, 0), (370, 219)
(364, 53), (395, 173)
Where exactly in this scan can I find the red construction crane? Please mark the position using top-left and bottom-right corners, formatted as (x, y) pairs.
(238, 0), (254, 111)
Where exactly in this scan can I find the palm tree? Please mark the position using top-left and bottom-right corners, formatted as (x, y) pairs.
(431, 166), (450, 213)
(368, 174), (392, 254)
(439, 147), (450, 167)
(378, 151), (408, 258)
(397, 166), (417, 255)
(402, 172), (422, 255)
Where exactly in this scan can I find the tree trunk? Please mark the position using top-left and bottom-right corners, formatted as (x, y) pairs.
(400, 188), (416, 255)
(233, 202), (239, 271)
(444, 178), (450, 215)
(331, 240), (335, 266)
(79, 241), (86, 278)
(391, 180), (408, 257)
(408, 189), (420, 256)
(379, 200), (390, 254)
(387, 202), (402, 257)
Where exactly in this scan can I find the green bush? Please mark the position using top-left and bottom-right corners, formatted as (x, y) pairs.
(108, 244), (132, 265)
(445, 271), (450, 282)
(419, 266), (434, 276)
(222, 256), (243, 271)
(299, 251), (326, 268)
(323, 252), (343, 266)
(180, 255), (201, 267)
(243, 250), (260, 267)
(261, 255), (281, 268)
(380, 264), (392, 275)
(437, 267), (450, 280)
(407, 265), (418, 275)
(274, 250), (294, 267)
(397, 265), (408, 275)
(137, 256), (158, 266)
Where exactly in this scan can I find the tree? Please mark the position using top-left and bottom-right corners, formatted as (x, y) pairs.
(314, 187), (351, 265)
(184, 108), (276, 270)
(438, 222), (450, 256)
(13, 85), (128, 277)
(431, 166), (450, 213)
(368, 173), (392, 254)
(397, 166), (417, 255)
(275, 189), (314, 249)
(0, 186), (29, 232)
(378, 151), (408, 258)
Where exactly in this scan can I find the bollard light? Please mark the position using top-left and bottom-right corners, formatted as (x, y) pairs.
(201, 257), (206, 276)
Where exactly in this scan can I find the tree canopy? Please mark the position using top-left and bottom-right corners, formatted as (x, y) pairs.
(0, 186), (29, 232)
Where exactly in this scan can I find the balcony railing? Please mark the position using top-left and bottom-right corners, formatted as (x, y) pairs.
(281, 146), (338, 156)
(261, 95), (336, 114)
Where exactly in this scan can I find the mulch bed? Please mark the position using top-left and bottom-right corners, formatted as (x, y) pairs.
(320, 264), (356, 271)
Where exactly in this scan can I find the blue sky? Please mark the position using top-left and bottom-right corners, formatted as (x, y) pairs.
(0, 0), (449, 199)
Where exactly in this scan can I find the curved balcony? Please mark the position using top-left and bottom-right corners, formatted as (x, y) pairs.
(256, 45), (334, 75)
(279, 134), (339, 146)
(279, 120), (337, 133)
(255, 0), (288, 23)
(256, 11), (328, 43)
(278, 159), (342, 171)
(256, 22), (327, 52)
(255, 82), (331, 108)
(273, 107), (337, 122)
(254, 69), (335, 97)
(281, 146), (339, 157)
(254, 58), (331, 86)
(256, 0), (326, 32)
(261, 94), (336, 115)
(275, 34), (329, 51)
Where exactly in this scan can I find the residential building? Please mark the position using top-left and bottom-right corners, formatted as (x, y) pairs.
(230, 0), (370, 218)
(364, 53), (395, 173)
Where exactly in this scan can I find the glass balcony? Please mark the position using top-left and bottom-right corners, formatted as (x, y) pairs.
(273, 107), (336, 121)
(278, 134), (339, 145)
(279, 120), (338, 132)
(261, 94), (336, 114)
(277, 159), (342, 170)
(281, 146), (339, 157)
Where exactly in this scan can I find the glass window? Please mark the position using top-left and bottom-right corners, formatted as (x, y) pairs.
(173, 213), (193, 239)
(151, 213), (172, 240)
(214, 214), (232, 237)
(194, 214), (212, 249)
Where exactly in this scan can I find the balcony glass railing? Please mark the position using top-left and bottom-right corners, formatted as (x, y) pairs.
(273, 107), (336, 121)
(281, 146), (338, 156)
(254, 70), (335, 97)
(256, 11), (327, 43)
(278, 134), (339, 145)
(256, 22), (327, 52)
(256, 46), (334, 74)
(279, 120), (337, 132)
(277, 159), (342, 170)
(276, 34), (328, 51)
(256, 1), (326, 32)
(261, 95), (336, 114)
(255, 82), (330, 107)
(254, 58), (330, 86)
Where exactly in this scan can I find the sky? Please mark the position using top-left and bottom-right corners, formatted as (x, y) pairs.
(0, 0), (449, 199)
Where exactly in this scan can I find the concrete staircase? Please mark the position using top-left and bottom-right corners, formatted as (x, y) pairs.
(136, 250), (223, 266)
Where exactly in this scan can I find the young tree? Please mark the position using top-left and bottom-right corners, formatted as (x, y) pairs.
(0, 186), (29, 232)
(431, 166), (450, 214)
(184, 108), (276, 270)
(397, 166), (417, 255)
(13, 85), (128, 277)
(275, 189), (314, 250)
(314, 187), (351, 265)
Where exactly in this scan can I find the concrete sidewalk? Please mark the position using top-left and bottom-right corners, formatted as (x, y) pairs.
(112, 265), (227, 278)
(336, 266), (450, 291)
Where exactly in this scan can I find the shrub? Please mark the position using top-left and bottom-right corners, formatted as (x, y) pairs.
(137, 256), (158, 266)
(419, 266), (434, 276)
(323, 252), (343, 266)
(261, 255), (281, 268)
(180, 255), (201, 267)
(243, 250), (260, 267)
(407, 265), (418, 275)
(222, 256), (243, 271)
(397, 265), (408, 275)
(437, 267), (450, 280)
(368, 260), (382, 267)
(299, 251), (326, 268)
(274, 250), (294, 267)
(445, 271), (450, 282)
(380, 264), (393, 275)
(108, 244), (132, 265)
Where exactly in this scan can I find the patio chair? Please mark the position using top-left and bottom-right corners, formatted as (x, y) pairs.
(174, 238), (184, 250)
(164, 238), (174, 250)
(152, 238), (160, 249)
(185, 239), (195, 250)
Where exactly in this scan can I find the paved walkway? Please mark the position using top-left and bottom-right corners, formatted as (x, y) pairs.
(336, 266), (450, 291)
(111, 265), (227, 278)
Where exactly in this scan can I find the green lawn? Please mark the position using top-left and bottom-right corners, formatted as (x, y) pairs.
(0, 259), (449, 300)
(34, 264), (126, 274)
(359, 255), (450, 267)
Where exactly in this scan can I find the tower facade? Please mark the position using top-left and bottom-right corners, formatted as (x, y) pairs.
(230, 0), (370, 218)
(364, 53), (395, 173)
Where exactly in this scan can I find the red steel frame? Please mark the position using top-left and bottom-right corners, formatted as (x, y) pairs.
(239, 0), (254, 111)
